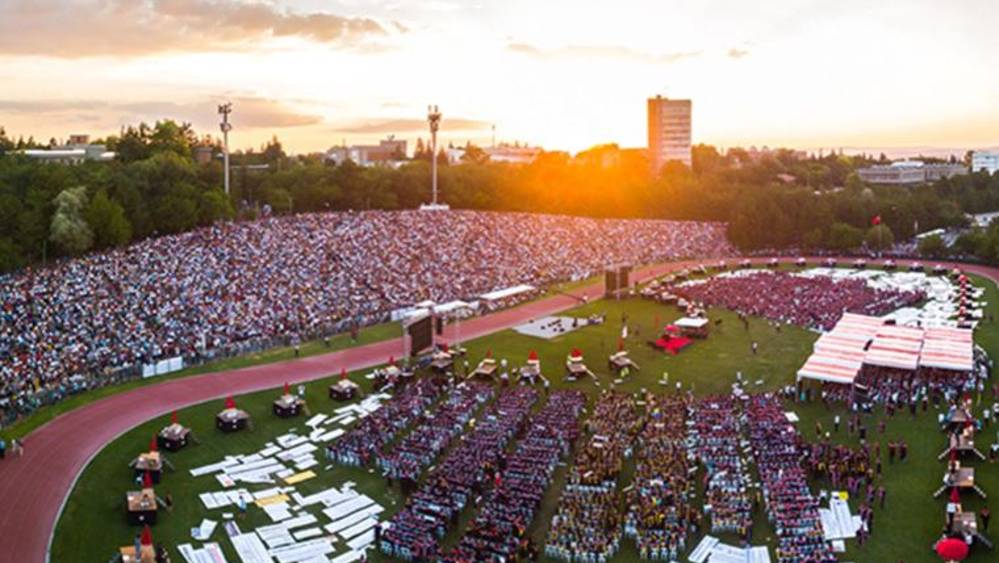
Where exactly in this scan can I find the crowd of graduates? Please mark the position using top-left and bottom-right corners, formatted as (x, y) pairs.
(673, 271), (922, 331)
(380, 387), (538, 561)
(546, 391), (641, 562)
(746, 395), (837, 563)
(376, 381), (493, 481)
(625, 393), (696, 561)
(443, 390), (586, 562)
(328, 378), (442, 466)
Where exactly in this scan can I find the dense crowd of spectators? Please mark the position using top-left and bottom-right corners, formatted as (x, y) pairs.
(546, 391), (640, 561)
(444, 390), (586, 562)
(625, 393), (695, 561)
(0, 210), (730, 422)
(376, 381), (493, 481)
(673, 271), (923, 331)
(746, 395), (836, 563)
(380, 387), (538, 561)
(328, 378), (442, 466)
(689, 396), (753, 539)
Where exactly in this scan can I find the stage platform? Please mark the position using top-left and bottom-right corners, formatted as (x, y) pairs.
(513, 316), (587, 340)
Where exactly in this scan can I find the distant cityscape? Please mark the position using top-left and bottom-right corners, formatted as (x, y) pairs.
(12, 96), (999, 180)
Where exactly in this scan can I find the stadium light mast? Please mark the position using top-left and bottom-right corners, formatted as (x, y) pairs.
(420, 105), (448, 211)
(218, 102), (232, 196)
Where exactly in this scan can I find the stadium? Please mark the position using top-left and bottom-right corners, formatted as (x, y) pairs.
(2, 3), (999, 563)
(0, 207), (996, 563)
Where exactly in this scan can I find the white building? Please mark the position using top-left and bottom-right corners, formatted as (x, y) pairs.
(445, 144), (542, 165)
(971, 151), (999, 175)
(21, 134), (115, 164)
(647, 95), (692, 173)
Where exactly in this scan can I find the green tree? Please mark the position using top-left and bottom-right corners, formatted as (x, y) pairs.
(0, 237), (23, 272)
(85, 190), (132, 248)
(865, 224), (895, 250)
(827, 222), (864, 251)
(49, 186), (93, 255)
(917, 234), (947, 258)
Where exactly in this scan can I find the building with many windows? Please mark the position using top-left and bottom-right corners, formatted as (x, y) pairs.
(971, 151), (999, 175)
(326, 136), (407, 167)
(857, 161), (967, 185)
(647, 95), (691, 173)
(21, 134), (115, 164)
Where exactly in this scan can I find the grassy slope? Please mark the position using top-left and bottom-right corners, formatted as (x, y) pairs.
(52, 270), (999, 563)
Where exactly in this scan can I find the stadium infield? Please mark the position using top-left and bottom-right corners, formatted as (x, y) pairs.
(2, 257), (998, 563)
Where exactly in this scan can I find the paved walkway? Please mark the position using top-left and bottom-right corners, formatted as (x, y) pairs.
(0, 257), (994, 562)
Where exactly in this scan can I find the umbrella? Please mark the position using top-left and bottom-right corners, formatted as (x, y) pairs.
(935, 537), (969, 561)
(149, 435), (157, 453)
(224, 395), (236, 410)
(140, 524), (154, 546)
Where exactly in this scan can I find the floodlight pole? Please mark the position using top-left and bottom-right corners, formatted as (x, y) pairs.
(219, 102), (233, 196)
(427, 105), (442, 205)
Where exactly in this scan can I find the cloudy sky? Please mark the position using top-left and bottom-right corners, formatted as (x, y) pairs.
(1, 0), (998, 154)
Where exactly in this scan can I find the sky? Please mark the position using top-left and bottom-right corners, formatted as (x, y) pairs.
(1, 0), (998, 156)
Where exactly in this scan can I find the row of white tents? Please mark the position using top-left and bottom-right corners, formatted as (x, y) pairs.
(797, 313), (974, 385)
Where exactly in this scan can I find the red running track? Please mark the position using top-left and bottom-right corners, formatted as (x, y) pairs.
(0, 257), (995, 562)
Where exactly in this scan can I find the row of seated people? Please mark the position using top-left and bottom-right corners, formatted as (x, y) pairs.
(328, 378), (442, 466)
(745, 395), (836, 563)
(442, 390), (587, 562)
(688, 396), (753, 539)
(624, 393), (695, 561)
(380, 387), (539, 561)
(671, 271), (922, 331)
(546, 391), (642, 562)
(376, 381), (494, 481)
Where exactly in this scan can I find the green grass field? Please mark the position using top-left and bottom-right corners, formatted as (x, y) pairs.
(51, 270), (999, 563)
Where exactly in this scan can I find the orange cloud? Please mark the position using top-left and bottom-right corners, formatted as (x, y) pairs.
(0, 0), (389, 58)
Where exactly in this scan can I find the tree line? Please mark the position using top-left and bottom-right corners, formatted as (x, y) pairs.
(1, 121), (998, 273)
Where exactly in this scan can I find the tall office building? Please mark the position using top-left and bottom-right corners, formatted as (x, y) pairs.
(647, 95), (692, 173)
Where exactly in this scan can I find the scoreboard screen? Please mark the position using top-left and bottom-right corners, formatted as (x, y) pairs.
(407, 314), (434, 356)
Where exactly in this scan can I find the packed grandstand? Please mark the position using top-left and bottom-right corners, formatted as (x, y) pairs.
(0, 211), (731, 421)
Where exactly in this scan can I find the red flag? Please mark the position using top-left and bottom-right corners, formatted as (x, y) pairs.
(618, 338), (624, 352)
(950, 486), (960, 503)
(528, 350), (538, 361)
(140, 524), (153, 546)
(224, 395), (236, 410)
(340, 367), (348, 381)
(571, 348), (582, 358)
(871, 215), (881, 226)
(170, 411), (178, 425)
(142, 470), (153, 489)
(388, 355), (395, 366)
(486, 349), (492, 358)
(442, 342), (449, 353)
(149, 434), (158, 453)
(283, 382), (290, 395)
